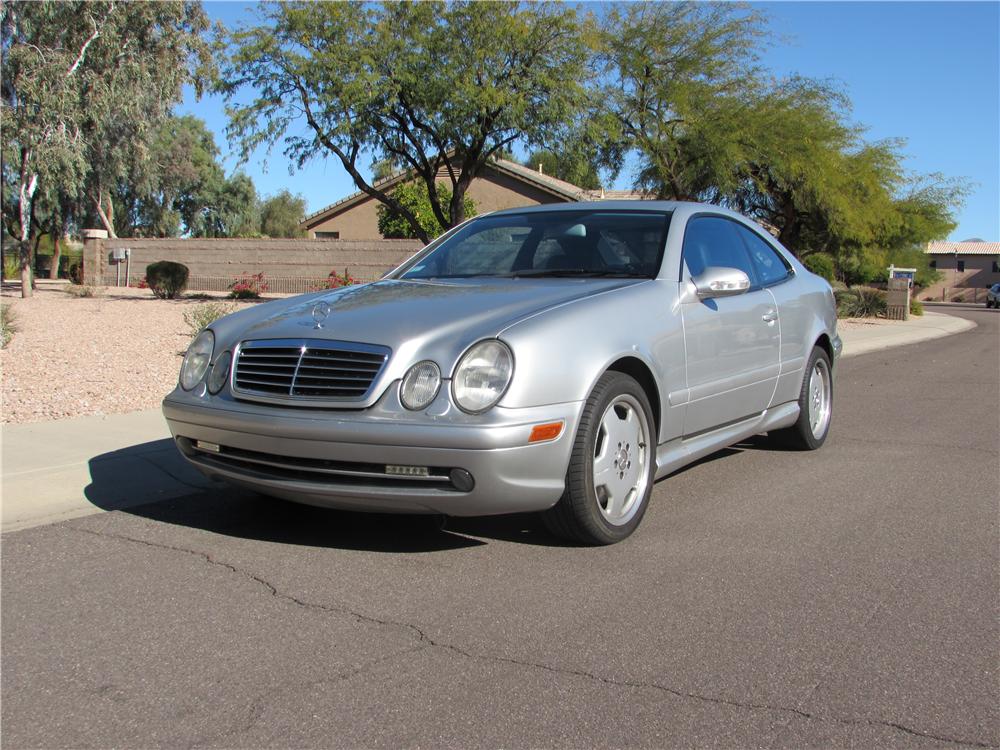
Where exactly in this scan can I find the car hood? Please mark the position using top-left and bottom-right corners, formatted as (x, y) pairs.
(211, 277), (644, 372)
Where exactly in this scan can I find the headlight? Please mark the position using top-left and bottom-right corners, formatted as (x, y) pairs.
(207, 350), (232, 394)
(452, 340), (514, 413)
(400, 360), (441, 410)
(180, 330), (214, 390)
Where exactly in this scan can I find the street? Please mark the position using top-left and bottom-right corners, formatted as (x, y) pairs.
(3, 308), (997, 748)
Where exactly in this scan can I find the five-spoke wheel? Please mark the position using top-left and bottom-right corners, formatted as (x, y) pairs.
(543, 372), (656, 545)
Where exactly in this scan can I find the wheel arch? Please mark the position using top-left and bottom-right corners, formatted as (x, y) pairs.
(606, 356), (662, 439)
(814, 333), (834, 367)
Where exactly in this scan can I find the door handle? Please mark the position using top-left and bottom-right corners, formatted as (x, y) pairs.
(762, 310), (777, 324)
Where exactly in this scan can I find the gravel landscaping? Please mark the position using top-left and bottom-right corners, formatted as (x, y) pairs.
(1, 283), (259, 424)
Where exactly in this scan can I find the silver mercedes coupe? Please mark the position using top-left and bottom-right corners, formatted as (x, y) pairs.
(163, 201), (841, 544)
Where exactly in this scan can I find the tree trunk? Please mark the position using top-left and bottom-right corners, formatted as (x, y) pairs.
(93, 189), (119, 238)
(18, 162), (37, 299)
(50, 230), (62, 280)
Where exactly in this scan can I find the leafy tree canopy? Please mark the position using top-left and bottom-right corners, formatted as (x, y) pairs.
(259, 190), (307, 238)
(377, 182), (476, 240)
(524, 149), (601, 191)
(221, 0), (592, 243)
(1, 0), (212, 296)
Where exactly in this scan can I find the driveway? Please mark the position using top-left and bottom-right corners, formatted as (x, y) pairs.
(2, 308), (997, 748)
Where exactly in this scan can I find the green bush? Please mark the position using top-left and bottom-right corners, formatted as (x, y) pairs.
(1, 303), (17, 348)
(183, 302), (237, 339)
(146, 261), (189, 299)
(909, 297), (924, 316)
(836, 287), (887, 318)
(3, 252), (21, 279)
(803, 252), (836, 282)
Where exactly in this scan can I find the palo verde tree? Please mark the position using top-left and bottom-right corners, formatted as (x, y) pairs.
(222, 1), (592, 244)
(598, 2), (767, 201)
(1, 0), (211, 297)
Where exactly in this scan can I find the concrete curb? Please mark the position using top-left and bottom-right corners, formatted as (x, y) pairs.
(839, 311), (976, 359)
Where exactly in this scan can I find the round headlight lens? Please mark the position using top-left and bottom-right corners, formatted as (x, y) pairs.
(180, 330), (214, 391)
(452, 340), (514, 413)
(400, 361), (441, 410)
(207, 350), (232, 394)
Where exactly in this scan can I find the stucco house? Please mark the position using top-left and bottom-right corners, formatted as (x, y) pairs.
(299, 157), (646, 240)
(922, 241), (1000, 298)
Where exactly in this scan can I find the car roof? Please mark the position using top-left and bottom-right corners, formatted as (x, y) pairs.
(487, 200), (746, 221)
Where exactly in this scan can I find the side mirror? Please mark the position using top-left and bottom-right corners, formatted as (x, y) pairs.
(692, 267), (751, 299)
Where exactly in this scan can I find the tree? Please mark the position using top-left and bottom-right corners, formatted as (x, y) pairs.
(1, 0), (212, 297)
(222, 1), (592, 243)
(377, 182), (475, 240)
(189, 172), (260, 238)
(259, 190), (307, 238)
(524, 148), (601, 190)
(113, 114), (226, 237)
(598, 2), (767, 200)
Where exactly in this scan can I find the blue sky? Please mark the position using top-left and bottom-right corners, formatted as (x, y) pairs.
(179, 1), (1000, 241)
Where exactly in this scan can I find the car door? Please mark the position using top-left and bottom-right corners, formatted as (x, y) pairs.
(679, 215), (781, 436)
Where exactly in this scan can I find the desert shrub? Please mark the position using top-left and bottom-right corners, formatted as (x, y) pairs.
(3, 253), (20, 279)
(830, 280), (848, 293)
(146, 261), (189, 299)
(836, 287), (886, 318)
(64, 284), (103, 298)
(1, 303), (17, 348)
(909, 298), (924, 316)
(229, 272), (269, 299)
(803, 253), (836, 282)
(953, 293), (966, 303)
(184, 302), (237, 338)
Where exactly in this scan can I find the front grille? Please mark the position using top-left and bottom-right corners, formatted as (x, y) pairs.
(233, 339), (389, 404)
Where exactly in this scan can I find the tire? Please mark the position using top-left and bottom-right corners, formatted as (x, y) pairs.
(542, 372), (656, 545)
(771, 346), (833, 450)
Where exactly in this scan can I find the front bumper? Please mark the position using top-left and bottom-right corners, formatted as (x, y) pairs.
(162, 386), (582, 516)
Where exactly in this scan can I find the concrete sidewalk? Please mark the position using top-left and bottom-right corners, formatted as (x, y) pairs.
(839, 310), (976, 358)
(1, 310), (977, 533)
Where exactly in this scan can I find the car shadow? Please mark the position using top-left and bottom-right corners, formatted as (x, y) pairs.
(84, 433), (795, 552)
(83, 439), (566, 552)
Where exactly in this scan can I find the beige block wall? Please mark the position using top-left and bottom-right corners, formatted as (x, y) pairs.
(85, 237), (423, 291)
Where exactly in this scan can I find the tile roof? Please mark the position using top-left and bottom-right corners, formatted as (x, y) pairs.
(925, 241), (1000, 256)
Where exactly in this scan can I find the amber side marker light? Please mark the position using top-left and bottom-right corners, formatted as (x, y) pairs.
(528, 421), (564, 443)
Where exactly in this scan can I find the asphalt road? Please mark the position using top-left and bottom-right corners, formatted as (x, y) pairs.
(3, 308), (997, 749)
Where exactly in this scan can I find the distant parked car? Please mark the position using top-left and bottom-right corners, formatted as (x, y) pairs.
(163, 202), (841, 545)
(986, 283), (1000, 308)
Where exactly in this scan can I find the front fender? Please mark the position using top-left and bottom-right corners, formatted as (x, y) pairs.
(498, 281), (681, 417)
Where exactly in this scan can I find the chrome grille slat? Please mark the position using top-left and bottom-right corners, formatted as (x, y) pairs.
(232, 338), (390, 405)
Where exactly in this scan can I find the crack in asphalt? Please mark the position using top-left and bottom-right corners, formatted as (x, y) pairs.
(72, 526), (995, 749)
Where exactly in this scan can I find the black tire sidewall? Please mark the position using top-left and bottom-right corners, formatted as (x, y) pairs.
(795, 347), (833, 450)
(564, 372), (657, 544)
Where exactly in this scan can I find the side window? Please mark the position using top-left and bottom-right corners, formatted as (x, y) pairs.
(681, 216), (756, 282)
(737, 226), (791, 286)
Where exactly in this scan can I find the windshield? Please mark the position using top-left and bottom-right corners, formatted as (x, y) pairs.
(396, 210), (671, 280)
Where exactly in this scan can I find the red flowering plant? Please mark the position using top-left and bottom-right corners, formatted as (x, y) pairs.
(312, 268), (359, 291)
(228, 272), (269, 299)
